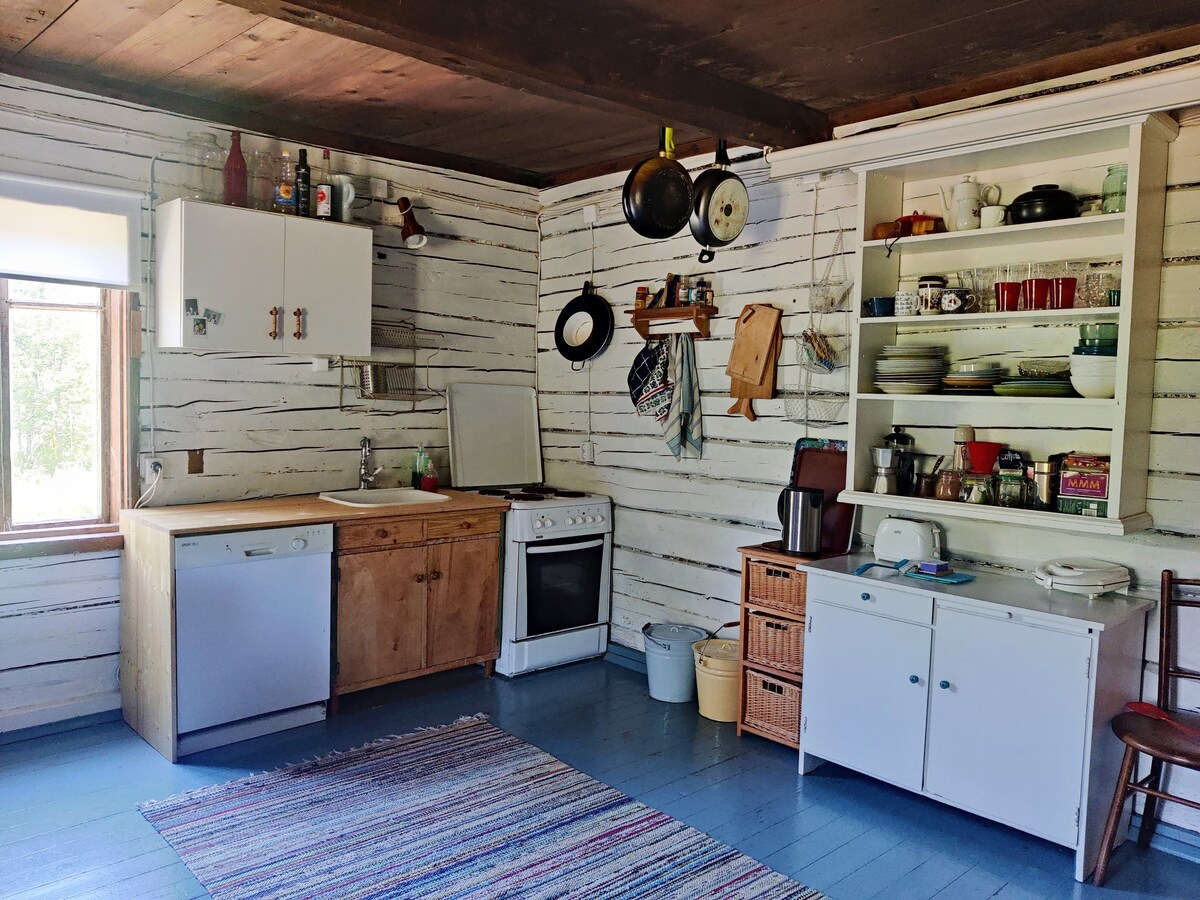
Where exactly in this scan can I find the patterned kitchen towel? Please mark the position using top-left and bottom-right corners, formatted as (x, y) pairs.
(628, 339), (672, 422)
(662, 333), (703, 459)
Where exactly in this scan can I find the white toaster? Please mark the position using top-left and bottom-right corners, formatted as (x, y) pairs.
(874, 517), (943, 563)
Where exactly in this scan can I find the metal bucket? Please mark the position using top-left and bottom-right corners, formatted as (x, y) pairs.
(642, 623), (708, 702)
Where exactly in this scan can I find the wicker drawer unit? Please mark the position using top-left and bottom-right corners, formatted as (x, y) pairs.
(747, 559), (807, 617)
(742, 668), (802, 747)
(737, 544), (819, 748)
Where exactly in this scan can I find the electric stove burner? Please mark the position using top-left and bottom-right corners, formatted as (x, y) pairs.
(476, 488), (509, 496)
(522, 485), (557, 495)
(508, 492), (546, 502)
(555, 490), (586, 498)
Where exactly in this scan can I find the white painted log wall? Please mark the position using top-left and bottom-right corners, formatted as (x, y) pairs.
(537, 128), (1200, 834)
(0, 73), (538, 732)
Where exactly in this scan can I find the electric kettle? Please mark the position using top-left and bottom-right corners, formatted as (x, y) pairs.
(778, 486), (823, 556)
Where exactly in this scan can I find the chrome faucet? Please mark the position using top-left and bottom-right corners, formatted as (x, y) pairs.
(359, 437), (382, 490)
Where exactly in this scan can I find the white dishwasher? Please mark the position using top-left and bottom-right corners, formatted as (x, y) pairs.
(174, 524), (332, 756)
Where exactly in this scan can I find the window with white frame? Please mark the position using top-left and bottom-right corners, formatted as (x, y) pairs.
(0, 173), (141, 537)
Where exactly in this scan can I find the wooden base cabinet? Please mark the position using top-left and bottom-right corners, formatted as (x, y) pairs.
(798, 557), (1151, 882)
(333, 512), (502, 700)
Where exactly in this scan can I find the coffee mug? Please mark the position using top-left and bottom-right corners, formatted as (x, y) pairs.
(1048, 277), (1077, 310)
(918, 286), (943, 315)
(894, 291), (921, 316)
(940, 288), (977, 314)
(1021, 278), (1051, 310)
(980, 205), (1007, 228)
(995, 281), (1022, 312)
(863, 296), (896, 317)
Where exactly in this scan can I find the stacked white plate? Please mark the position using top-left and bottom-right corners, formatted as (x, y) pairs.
(874, 345), (948, 395)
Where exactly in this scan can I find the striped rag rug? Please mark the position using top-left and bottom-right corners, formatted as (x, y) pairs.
(139, 716), (823, 900)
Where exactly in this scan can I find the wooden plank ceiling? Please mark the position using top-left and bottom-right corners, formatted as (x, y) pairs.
(1, 0), (1198, 187)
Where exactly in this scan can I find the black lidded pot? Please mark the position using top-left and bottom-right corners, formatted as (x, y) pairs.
(1008, 184), (1079, 224)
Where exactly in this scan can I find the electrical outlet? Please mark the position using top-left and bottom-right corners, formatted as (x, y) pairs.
(582, 204), (597, 224)
(141, 456), (163, 479)
(580, 440), (595, 463)
(370, 177), (388, 199)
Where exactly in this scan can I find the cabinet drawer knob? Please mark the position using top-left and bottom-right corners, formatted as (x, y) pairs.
(461, 521), (473, 529)
(939, 680), (950, 690)
(414, 573), (425, 583)
(860, 592), (871, 601)
(909, 675), (920, 684)
(430, 571), (441, 581)
(376, 528), (389, 539)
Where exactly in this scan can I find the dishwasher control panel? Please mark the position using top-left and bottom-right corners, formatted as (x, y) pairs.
(175, 523), (333, 570)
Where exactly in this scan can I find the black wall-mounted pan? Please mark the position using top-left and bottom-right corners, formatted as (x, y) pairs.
(690, 138), (749, 263)
(622, 126), (694, 239)
(554, 281), (614, 363)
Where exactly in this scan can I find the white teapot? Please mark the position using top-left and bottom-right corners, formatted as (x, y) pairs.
(939, 176), (1000, 232)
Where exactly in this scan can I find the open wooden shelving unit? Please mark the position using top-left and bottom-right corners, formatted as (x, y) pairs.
(626, 305), (717, 340)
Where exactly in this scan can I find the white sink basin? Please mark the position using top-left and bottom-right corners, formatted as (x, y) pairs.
(318, 488), (450, 507)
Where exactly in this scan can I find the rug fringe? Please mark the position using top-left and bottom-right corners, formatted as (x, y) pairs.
(137, 713), (491, 810)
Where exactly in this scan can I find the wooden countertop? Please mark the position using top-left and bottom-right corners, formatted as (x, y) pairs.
(120, 489), (509, 537)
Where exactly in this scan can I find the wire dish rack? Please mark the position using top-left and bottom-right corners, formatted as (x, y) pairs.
(336, 321), (441, 409)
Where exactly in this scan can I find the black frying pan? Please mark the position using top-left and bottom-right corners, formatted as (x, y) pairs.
(623, 127), (694, 239)
(554, 281), (614, 363)
(690, 139), (749, 263)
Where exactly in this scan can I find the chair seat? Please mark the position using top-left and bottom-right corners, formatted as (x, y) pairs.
(1112, 709), (1200, 768)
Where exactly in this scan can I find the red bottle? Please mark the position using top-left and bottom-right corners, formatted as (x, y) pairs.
(420, 462), (439, 493)
(223, 131), (248, 207)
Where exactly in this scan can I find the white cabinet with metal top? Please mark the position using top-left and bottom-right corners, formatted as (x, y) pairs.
(798, 556), (1151, 883)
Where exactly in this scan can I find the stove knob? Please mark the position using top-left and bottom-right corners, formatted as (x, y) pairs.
(544, 518), (555, 527)
(291, 538), (307, 551)
(596, 514), (605, 523)
(584, 515), (595, 524)
(564, 517), (574, 525)
(532, 520), (544, 530)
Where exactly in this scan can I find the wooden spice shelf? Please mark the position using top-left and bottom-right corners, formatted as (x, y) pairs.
(626, 305), (717, 340)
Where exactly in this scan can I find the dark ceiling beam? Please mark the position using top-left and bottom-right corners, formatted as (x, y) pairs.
(833, 24), (1200, 128)
(0, 56), (541, 186)
(220, 0), (829, 149)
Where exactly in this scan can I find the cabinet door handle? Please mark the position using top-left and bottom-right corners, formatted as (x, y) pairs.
(414, 573), (425, 583)
(860, 592), (871, 601)
(293, 308), (304, 340)
(430, 571), (441, 581)
(268, 306), (281, 340)
(939, 680), (951, 690)
(376, 528), (389, 539)
(909, 675), (920, 684)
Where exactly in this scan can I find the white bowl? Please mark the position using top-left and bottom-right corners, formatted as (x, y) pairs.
(1070, 355), (1117, 371)
(1070, 373), (1116, 399)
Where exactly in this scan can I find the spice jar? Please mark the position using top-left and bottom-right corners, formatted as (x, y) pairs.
(996, 472), (1029, 508)
(935, 470), (963, 502)
(960, 473), (994, 505)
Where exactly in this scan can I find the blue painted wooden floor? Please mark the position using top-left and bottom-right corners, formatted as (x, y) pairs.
(2, 660), (1197, 899)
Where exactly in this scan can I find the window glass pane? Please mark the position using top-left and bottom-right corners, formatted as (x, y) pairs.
(8, 302), (103, 525)
(8, 279), (103, 307)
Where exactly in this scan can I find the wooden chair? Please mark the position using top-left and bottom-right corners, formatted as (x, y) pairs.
(1093, 570), (1200, 886)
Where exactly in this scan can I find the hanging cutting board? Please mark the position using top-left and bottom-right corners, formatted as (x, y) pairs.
(726, 304), (781, 384)
(728, 326), (781, 421)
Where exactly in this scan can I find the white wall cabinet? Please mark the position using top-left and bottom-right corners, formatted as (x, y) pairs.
(156, 198), (371, 356)
(798, 558), (1150, 882)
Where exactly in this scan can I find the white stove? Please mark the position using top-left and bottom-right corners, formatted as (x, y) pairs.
(448, 385), (613, 676)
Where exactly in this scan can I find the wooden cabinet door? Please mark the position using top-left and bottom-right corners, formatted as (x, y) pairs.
(925, 606), (1092, 844)
(426, 537), (500, 668)
(177, 201), (285, 352)
(282, 216), (371, 356)
(802, 600), (932, 791)
(335, 546), (427, 690)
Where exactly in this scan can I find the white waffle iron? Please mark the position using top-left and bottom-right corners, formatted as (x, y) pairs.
(1033, 558), (1130, 599)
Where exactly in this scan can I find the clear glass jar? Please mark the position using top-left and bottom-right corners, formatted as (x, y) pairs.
(996, 473), (1028, 508)
(934, 470), (963, 502)
(247, 150), (276, 211)
(960, 473), (994, 505)
(180, 131), (226, 202)
(1102, 164), (1127, 214)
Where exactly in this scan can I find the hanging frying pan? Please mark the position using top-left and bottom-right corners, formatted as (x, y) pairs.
(623, 126), (694, 239)
(555, 281), (614, 363)
(690, 139), (749, 263)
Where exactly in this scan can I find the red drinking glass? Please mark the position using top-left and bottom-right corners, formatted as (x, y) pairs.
(995, 281), (1022, 312)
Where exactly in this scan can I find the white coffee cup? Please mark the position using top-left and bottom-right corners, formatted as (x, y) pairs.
(894, 291), (921, 316)
(980, 205), (1007, 228)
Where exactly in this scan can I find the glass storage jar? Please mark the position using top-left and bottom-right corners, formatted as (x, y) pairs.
(996, 473), (1029, 508)
(934, 470), (963, 502)
(960, 473), (994, 505)
(1102, 164), (1127, 214)
(180, 131), (226, 202)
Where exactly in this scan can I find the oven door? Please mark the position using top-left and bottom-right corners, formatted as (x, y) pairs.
(514, 535), (611, 640)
